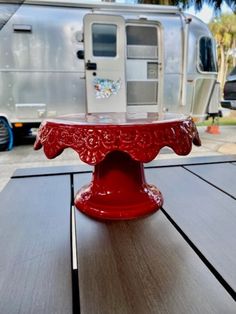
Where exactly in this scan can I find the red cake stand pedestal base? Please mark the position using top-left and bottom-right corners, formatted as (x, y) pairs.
(34, 112), (201, 220)
(74, 150), (163, 220)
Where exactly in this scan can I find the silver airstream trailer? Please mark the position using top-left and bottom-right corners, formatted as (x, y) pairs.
(0, 0), (220, 150)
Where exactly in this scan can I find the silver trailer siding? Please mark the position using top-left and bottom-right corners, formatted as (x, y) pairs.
(0, 3), (87, 122)
(0, 1), (219, 149)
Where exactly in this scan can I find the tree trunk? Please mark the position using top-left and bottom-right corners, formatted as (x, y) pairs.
(233, 38), (236, 68)
(159, 0), (172, 4)
(141, 0), (172, 4)
(218, 45), (225, 90)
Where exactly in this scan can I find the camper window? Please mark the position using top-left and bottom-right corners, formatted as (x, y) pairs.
(198, 37), (217, 72)
(126, 25), (158, 59)
(126, 26), (157, 46)
(92, 24), (117, 57)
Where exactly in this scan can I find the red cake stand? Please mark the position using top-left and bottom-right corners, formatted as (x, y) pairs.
(34, 112), (201, 220)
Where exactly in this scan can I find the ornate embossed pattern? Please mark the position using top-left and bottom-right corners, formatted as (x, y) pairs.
(34, 117), (201, 165)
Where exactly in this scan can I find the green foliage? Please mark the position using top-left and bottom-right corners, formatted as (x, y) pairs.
(209, 13), (236, 86)
(197, 116), (236, 126)
(138, 0), (236, 12)
(209, 14), (236, 48)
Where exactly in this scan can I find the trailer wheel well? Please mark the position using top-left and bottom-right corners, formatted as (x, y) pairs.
(0, 117), (14, 151)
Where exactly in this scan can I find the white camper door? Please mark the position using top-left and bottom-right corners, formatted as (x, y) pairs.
(84, 14), (126, 113)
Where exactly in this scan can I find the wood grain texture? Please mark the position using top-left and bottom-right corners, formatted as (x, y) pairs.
(12, 164), (92, 178)
(146, 166), (236, 295)
(146, 154), (236, 168)
(74, 173), (236, 314)
(0, 176), (72, 314)
(12, 155), (236, 178)
(185, 163), (236, 198)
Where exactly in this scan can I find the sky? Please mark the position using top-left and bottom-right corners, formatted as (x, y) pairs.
(115, 0), (234, 24)
(65, 0), (233, 24)
(185, 3), (233, 23)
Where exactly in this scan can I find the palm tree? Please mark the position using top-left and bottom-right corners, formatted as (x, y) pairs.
(209, 14), (236, 88)
(138, 0), (236, 13)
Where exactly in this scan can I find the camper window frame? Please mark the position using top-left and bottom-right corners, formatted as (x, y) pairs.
(126, 25), (158, 47)
(92, 23), (117, 58)
(197, 36), (217, 74)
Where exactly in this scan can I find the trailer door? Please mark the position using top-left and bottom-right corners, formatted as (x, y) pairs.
(84, 14), (126, 113)
(126, 24), (161, 113)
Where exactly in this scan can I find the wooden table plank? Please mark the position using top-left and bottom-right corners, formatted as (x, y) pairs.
(185, 163), (236, 198)
(0, 176), (72, 314)
(73, 173), (236, 314)
(12, 155), (236, 179)
(146, 166), (236, 297)
(146, 154), (236, 168)
(12, 164), (92, 178)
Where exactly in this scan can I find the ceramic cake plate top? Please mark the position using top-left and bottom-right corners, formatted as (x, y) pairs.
(34, 112), (201, 165)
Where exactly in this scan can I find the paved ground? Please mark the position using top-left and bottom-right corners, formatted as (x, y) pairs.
(0, 125), (236, 192)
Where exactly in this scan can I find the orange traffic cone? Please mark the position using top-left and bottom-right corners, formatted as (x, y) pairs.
(206, 124), (220, 134)
(206, 116), (220, 134)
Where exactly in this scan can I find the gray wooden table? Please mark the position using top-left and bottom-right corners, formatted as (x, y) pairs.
(1, 155), (236, 313)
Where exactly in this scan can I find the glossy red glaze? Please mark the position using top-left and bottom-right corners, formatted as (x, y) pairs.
(34, 113), (201, 220)
(74, 151), (163, 220)
(34, 113), (201, 165)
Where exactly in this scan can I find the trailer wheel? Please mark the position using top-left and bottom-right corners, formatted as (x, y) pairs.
(0, 118), (14, 151)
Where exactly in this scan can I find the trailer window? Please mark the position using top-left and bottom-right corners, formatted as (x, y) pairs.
(126, 25), (158, 59)
(92, 24), (117, 57)
(127, 26), (157, 46)
(199, 37), (217, 72)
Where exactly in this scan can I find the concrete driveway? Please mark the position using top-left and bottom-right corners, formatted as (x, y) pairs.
(0, 125), (236, 192)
